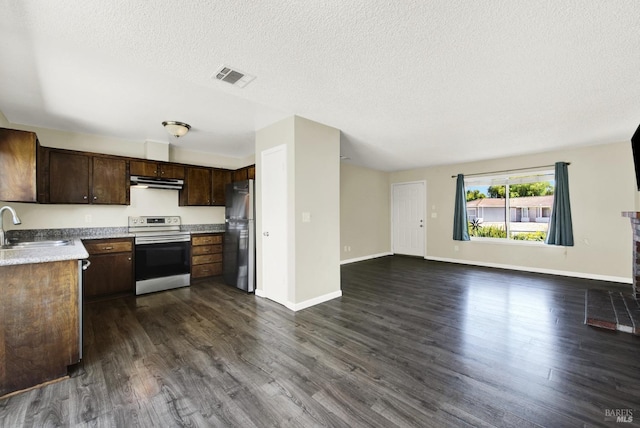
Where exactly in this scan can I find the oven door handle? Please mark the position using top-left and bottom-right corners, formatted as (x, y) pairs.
(135, 236), (191, 244)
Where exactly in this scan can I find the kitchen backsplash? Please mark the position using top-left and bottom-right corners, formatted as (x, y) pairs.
(7, 223), (225, 241)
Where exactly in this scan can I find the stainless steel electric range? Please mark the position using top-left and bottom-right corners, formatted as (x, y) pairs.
(128, 216), (191, 295)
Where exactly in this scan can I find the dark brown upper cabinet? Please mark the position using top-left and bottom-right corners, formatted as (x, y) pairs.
(179, 167), (234, 207)
(0, 126), (244, 207)
(45, 149), (129, 205)
(233, 167), (248, 182)
(212, 168), (232, 207)
(48, 151), (91, 204)
(0, 128), (40, 202)
(232, 165), (255, 182)
(179, 166), (212, 206)
(130, 160), (185, 179)
(92, 157), (129, 204)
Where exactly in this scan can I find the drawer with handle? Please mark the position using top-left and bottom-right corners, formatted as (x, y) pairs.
(192, 262), (222, 278)
(192, 244), (222, 256)
(84, 239), (133, 254)
(192, 234), (222, 246)
(193, 253), (223, 265)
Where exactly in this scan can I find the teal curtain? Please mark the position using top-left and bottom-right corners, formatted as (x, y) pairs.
(546, 162), (574, 246)
(453, 174), (470, 241)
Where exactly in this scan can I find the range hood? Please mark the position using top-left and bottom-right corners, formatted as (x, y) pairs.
(130, 175), (184, 190)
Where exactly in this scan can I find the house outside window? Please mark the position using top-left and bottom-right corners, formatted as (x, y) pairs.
(465, 169), (555, 241)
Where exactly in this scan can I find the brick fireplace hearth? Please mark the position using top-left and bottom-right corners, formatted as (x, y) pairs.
(622, 211), (640, 300)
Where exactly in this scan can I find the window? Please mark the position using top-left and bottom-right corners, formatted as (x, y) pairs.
(465, 169), (555, 241)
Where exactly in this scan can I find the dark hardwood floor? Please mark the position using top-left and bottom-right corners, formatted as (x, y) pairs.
(2, 256), (640, 427)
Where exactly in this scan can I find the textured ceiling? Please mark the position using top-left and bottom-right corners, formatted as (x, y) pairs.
(1, 0), (639, 171)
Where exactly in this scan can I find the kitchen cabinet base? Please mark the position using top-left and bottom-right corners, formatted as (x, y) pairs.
(0, 259), (80, 397)
(0, 375), (70, 401)
(191, 233), (224, 279)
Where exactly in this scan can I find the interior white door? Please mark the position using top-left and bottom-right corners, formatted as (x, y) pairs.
(260, 145), (288, 305)
(392, 182), (425, 257)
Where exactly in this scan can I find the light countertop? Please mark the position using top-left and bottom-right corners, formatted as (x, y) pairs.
(0, 238), (89, 266)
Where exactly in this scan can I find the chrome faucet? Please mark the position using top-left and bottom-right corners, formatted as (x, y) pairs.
(0, 206), (21, 246)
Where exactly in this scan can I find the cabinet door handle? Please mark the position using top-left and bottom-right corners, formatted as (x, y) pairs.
(93, 196), (98, 200)
(83, 195), (88, 200)
(128, 257), (132, 261)
(103, 246), (113, 250)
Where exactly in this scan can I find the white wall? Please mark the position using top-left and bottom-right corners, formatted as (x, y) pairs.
(0, 112), (252, 228)
(255, 116), (296, 300)
(389, 141), (635, 282)
(293, 117), (341, 303)
(340, 162), (391, 261)
(255, 116), (341, 309)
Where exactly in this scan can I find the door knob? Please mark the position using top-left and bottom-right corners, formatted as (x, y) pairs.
(263, 232), (269, 236)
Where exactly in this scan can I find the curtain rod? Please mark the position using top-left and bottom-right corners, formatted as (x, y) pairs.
(451, 163), (570, 179)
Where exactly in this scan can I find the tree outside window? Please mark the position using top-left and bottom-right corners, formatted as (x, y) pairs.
(465, 170), (555, 241)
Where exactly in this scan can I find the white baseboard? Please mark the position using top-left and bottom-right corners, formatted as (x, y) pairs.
(424, 256), (632, 284)
(254, 289), (342, 311)
(286, 290), (343, 311)
(340, 252), (393, 265)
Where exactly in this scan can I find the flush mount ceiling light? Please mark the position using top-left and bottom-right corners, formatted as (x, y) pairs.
(162, 121), (191, 138)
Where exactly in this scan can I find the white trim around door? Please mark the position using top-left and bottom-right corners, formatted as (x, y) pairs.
(391, 181), (426, 257)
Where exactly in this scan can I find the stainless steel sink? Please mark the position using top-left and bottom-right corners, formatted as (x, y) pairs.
(2, 239), (73, 249)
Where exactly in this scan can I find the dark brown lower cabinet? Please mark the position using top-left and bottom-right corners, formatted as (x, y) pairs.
(83, 238), (134, 300)
(0, 259), (80, 397)
(191, 233), (223, 278)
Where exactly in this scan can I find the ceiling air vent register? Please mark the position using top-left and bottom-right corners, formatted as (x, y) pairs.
(214, 66), (255, 88)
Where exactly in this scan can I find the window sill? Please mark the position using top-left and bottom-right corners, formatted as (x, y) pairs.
(469, 237), (548, 247)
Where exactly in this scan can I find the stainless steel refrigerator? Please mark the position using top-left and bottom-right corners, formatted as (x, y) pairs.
(223, 179), (255, 292)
